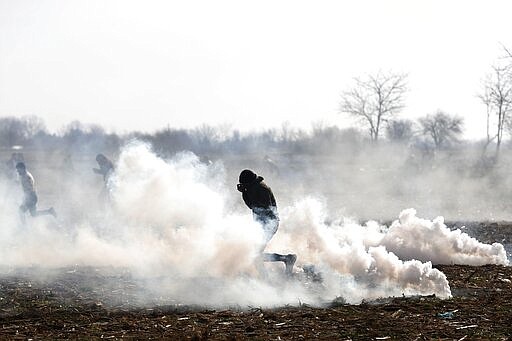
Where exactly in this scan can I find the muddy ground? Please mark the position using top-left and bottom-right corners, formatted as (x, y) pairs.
(0, 223), (511, 340)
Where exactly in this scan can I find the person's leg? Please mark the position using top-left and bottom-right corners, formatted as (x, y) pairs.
(260, 222), (281, 262)
(28, 195), (56, 218)
(284, 253), (297, 275)
(18, 205), (27, 225)
(262, 252), (297, 275)
(26, 194), (37, 217)
(262, 253), (284, 262)
(33, 207), (57, 218)
(258, 218), (297, 275)
(255, 240), (278, 278)
(29, 206), (36, 216)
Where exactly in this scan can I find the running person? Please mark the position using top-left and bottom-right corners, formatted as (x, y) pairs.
(16, 162), (57, 224)
(237, 169), (296, 275)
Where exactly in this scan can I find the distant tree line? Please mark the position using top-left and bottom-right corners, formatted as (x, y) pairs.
(0, 114), (399, 157)
(0, 112), (487, 163)
(1, 47), (511, 166)
(0, 116), (121, 154)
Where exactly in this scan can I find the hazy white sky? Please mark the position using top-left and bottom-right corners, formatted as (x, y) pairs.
(1, 0), (511, 138)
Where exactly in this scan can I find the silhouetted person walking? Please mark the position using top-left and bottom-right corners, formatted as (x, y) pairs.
(93, 153), (114, 183)
(16, 162), (57, 224)
(93, 153), (114, 203)
(237, 169), (296, 276)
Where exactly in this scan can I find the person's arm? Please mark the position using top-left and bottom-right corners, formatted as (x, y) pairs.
(255, 184), (274, 208)
(268, 189), (277, 208)
(242, 192), (253, 209)
(93, 168), (103, 175)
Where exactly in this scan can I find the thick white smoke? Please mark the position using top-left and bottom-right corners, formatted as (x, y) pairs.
(0, 142), (508, 306)
(273, 199), (451, 302)
(381, 209), (509, 266)
(108, 142), (263, 278)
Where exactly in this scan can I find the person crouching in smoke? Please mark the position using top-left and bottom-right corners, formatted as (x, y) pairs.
(16, 162), (57, 225)
(237, 169), (297, 276)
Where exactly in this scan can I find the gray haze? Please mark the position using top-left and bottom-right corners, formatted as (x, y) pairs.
(0, 124), (510, 308)
(2, 0), (512, 138)
(2, 0), (512, 308)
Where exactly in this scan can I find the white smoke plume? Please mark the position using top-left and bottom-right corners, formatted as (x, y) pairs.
(0, 141), (508, 307)
(274, 199), (451, 302)
(381, 209), (509, 266)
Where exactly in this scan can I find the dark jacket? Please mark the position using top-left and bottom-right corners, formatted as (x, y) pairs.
(239, 176), (278, 223)
(94, 160), (114, 182)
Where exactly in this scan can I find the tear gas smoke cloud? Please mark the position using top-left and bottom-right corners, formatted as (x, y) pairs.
(0, 142), (508, 307)
(382, 209), (509, 266)
(109, 142), (263, 278)
(275, 199), (452, 302)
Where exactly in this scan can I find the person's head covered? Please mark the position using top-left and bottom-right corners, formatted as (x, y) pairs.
(15, 162), (26, 173)
(96, 153), (109, 165)
(239, 169), (257, 184)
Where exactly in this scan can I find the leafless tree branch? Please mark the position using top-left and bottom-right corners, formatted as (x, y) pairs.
(340, 71), (407, 141)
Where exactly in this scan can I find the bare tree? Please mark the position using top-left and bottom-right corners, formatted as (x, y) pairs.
(503, 44), (512, 59)
(23, 115), (47, 138)
(0, 117), (24, 147)
(479, 63), (512, 154)
(340, 71), (407, 141)
(418, 111), (463, 149)
(0, 115), (47, 147)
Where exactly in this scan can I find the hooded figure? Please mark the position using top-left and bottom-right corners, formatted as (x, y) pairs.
(237, 169), (296, 275)
(93, 153), (115, 204)
(93, 153), (114, 183)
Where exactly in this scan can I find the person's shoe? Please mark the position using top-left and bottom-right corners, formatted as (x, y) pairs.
(49, 207), (57, 218)
(284, 254), (297, 276)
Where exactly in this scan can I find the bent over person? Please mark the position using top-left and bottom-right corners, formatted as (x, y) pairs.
(93, 153), (115, 203)
(237, 169), (296, 275)
(16, 162), (57, 224)
(93, 153), (114, 183)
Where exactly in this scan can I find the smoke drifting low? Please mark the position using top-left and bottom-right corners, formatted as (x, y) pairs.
(382, 209), (508, 266)
(0, 142), (508, 307)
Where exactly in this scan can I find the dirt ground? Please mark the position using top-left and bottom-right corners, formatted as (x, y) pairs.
(0, 224), (511, 340)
